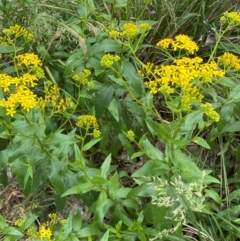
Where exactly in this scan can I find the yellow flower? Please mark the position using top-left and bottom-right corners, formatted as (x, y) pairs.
(220, 11), (240, 26)
(93, 129), (101, 138)
(39, 224), (52, 239)
(126, 130), (135, 141)
(100, 54), (120, 68)
(142, 62), (154, 76)
(77, 115), (101, 138)
(218, 52), (240, 72)
(173, 34), (199, 54)
(201, 103), (220, 122)
(15, 53), (42, 68)
(14, 219), (23, 227)
(157, 35), (199, 54)
(72, 69), (93, 87)
(2, 24), (33, 41)
(145, 80), (158, 94)
(109, 30), (120, 38)
(156, 38), (173, 49)
(77, 115), (99, 129)
(121, 23), (139, 38)
(139, 23), (152, 32)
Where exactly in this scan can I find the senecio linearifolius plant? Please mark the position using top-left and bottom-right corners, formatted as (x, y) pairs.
(99, 11), (240, 240)
(0, 10), (240, 241)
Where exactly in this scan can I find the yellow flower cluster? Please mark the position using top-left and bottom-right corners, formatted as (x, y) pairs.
(143, 56), (224, 111)
(201, 103), (220, 122)
(220, 11), (240, 26)
(217, 52), (240, 72)
(100, 54), (120, 68)
(15, 53), (42, 68)
(121, 23), (139, 38)
(126, 130), (135, 141)
(38, 82), (74, 112)
(0, 24), (33, 45)
(3, 24), (33, 40)
(156, 34), (199, 54)
(0, 50), (45, 116)
(108, 22), (151, 39)
(76, 114), (101, 138)
(15, 53), (45, 79)
(26, 213), (59, 241)
(72, 69), (94, 87)
(0, 74), (39, 116)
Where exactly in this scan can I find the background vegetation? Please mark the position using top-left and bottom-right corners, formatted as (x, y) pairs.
(0, 0), (240, 240)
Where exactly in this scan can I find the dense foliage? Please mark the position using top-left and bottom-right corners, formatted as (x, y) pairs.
(1, 1), (240, 241)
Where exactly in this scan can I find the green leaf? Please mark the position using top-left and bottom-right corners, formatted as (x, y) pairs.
(145, 118), (172, 145)
(2, 226), (23, 236)
(49, 157), (64, 194)
(205, 189), (222, 204)
(72, 211), (82, 232)
(122, 60), (144, 97)
(180, 110), (203, 139)
(62, 183), (95, 197)
(100, 154), (111, 178)
(86, 39), (121, 57)
(226, 84), (240, 104)
(218, 77), (237, 88)
(225, 189), (240, 202)
(108, 98), (119, 121)
(91, 176), (110, 185)
(95, 83), (114, 118)
(110, 187), (131, 199)
(78, 227), (101, 237)
(0, 44), (23, 53)
(131, 152), (144, 159)
(171, 150), (202, 183)
(142, 139), (164, 160)
(100, 230), (109, 241)
(192, 137), (210, 149)
(94, 191), (113, 223)
(222, 121), (240, 132)
(83, 138), (102, 151)
(132, 160), (168, 177)
(115, 204), (133, 227)
(87, 0), (95, 12)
